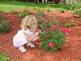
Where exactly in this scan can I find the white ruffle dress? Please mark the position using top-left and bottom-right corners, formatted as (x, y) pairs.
(13, 29), (34, 47)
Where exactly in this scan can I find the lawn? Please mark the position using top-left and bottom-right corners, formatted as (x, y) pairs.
(0, 1), (81, 12)
(0, 1), (67, 12)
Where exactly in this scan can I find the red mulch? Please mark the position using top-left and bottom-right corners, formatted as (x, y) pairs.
(0, 11), (81, 61)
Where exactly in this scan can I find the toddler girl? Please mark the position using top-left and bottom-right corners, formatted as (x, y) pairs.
(13, 15), (40, 53)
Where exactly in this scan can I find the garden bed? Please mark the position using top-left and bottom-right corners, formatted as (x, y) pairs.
(0, 10), (81, 61)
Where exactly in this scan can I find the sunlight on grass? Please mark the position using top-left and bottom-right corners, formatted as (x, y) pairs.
(0, 1), (71, 12)
(0, 3), (55, 12)
(0, 3), (30, 12)
(0, 1), (50, 12)
(0, 1), (59, 12)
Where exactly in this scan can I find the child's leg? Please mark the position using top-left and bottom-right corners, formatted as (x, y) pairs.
(18, 46), (27, 53)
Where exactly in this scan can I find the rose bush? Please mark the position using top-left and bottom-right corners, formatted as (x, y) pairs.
(38, 18), (70, 52)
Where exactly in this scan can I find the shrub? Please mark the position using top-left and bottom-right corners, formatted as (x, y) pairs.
(50, 4), (64, 9)
(36, 12), (44, 17)
(48, 8), (52, 12)
(36, 11), (44, 20)
(0, 16), (10, 34)
(73, 8), (81, 16)
(62, 21), (74, 28)
(59, 9), (65, 13)
(63, 4), (72, 10)
(0, 52), (9, 61)
(18, 12), (30, 19)
(17, 9), (37, 19)
(71, 2), (81, 10)
(39, 19), (69, 52)
(63, 2), (81, 10)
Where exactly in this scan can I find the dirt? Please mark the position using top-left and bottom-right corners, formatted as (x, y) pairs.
(0, 11), (81, 61)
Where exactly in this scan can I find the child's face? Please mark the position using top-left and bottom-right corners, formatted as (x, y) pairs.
(31, 27), (38, 32)
(31, 23), (38, 32)
(26, 17), (38, 31)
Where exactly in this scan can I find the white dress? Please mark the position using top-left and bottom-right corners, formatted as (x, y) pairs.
(13, 29), (34, 47)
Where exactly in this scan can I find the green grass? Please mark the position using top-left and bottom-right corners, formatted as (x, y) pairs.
(0, 1), (67, 12)
(0, 1), (50, 12)
(0, 3), (28, 12)
(1, 1), (80, 12)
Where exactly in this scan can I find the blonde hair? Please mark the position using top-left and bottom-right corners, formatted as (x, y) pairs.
(20, 15), (38, 30)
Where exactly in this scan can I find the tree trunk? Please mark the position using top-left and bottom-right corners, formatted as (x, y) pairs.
(53, 0), (60, 4)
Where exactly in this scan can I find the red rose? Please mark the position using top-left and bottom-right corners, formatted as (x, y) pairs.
(61, 19), (66, 23)
(6, 14), (14, 20)
(57, 24), (62, 27)
(50, 26), (56, 30)
(60, 27), (70, 35)
(48, 42), (53, 47)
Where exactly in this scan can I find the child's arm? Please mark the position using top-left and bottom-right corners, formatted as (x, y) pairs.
(24, 33), (32, 41)
(24, 32), (36, 41)
(32, 29), (41, 41)
(24, 29), (41, 41)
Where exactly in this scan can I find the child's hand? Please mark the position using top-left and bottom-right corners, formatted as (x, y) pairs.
(35, 32), (39, 36)
(34, 29), (41, 36)
(32, 39), (40, 46)
(33, 36), (39, 41)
